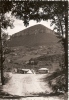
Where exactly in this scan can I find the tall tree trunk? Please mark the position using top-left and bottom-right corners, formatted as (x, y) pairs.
(0, 22), (4, 85)
(63, 1), (68, 92)
(58, 15), (63, 36)
(57, 2), (68, 92)
(65, 3), (68, 92)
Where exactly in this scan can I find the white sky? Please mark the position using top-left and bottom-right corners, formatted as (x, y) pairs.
(3, 12), (56, 36)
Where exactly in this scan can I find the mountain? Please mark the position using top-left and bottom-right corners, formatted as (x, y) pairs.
(7, 24), (60, 47)
(5, 24), (64, 73)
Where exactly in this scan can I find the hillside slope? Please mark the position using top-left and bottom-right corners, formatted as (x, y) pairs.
(7, 24), (60, 47)
(4, 24), (64, 73)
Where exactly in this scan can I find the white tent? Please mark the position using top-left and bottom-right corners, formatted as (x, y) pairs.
(27, 70), (33, 74)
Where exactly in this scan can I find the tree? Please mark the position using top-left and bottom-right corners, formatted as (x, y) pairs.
(0, 1), (13, 85)
(11, 1), (67, 35)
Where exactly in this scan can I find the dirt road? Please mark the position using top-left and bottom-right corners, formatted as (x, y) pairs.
(3, 74), (52, 96)
(2, 74), (64, 100)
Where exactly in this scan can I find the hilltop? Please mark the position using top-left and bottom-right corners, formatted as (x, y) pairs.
(7, 24), (60, 47)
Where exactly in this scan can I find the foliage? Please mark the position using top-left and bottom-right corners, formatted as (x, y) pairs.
(0, 1), (14, 85)
(49, 74), (66, 93)
(0, 1), (14, 28)
(11, 1), (68, 37)
(48, 69), (66, 92)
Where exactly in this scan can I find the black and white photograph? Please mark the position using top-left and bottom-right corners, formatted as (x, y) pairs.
(0, 0), (68, 100)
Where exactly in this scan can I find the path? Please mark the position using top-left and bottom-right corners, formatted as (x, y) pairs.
(2, 74), (64, 100)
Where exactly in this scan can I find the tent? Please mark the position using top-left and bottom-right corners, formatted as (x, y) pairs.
(21, 69), (33, 74)
(27, 70), (33, 74)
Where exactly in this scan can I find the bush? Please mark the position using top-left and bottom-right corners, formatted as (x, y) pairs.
(49, 74), (66, 93)
(3, 72), (12, 84)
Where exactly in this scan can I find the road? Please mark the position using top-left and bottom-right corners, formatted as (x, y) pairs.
(2, 74), (64, 100)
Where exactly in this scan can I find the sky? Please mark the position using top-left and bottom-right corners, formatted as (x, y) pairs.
(3, 12), (56, 36)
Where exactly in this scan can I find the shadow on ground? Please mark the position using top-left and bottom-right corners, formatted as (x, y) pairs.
(0, 89), (64, 99)
(0, 85), (67, 100)
(39, 71), (64, 82)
